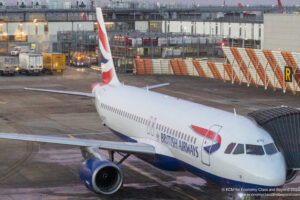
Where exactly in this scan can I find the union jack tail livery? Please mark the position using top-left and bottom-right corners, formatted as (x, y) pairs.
(96, 7), (120, 86)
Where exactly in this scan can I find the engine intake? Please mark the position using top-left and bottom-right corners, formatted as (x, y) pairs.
(79, 158), (123, 195)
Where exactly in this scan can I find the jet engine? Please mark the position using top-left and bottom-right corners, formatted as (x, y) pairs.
(286, 169), (298, 183)
(79, 158), (123, 195)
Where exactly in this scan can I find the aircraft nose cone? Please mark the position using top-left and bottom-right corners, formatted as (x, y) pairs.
(263, 165), (286, 186)
(259, 156), (286, 187)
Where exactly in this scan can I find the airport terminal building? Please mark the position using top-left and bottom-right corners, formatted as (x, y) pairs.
(0, 0), (299, 72)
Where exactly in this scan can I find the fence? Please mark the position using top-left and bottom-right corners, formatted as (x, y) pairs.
(134, 47), (300, 94)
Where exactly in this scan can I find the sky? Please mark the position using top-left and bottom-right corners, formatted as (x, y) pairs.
(5, 0), (300, 6)
(124, 0), (300, 6)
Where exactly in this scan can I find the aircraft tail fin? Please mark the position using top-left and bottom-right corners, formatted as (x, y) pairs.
(96, 7), (120, 86)
(278, 0), (283, 8)
(278, 0), (284, 13)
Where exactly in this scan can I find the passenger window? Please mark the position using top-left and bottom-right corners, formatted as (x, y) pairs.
(233, 144), (244, 154)
(264, 143), (278, 155)
(246, 144), (264, 155)
(224, 143), (236, 154)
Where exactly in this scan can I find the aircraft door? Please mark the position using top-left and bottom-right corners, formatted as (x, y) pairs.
(201, 125), (222, 166)
(147, 116), (157, 138)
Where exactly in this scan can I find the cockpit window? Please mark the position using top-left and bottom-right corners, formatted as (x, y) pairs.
(233, 144), (244, 154)
(224, 143), (236, 154)
(246, 144), (264, 155)
(264, 143), (278, 155)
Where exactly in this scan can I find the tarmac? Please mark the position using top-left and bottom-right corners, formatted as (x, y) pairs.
(0, 67), (299, 200)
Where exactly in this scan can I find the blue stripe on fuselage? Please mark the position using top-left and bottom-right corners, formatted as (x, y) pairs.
(109, 128), (278, 190)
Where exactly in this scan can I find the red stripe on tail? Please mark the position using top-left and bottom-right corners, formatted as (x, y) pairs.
(97, 20), (109, 53)
(102, 69), (113, 84)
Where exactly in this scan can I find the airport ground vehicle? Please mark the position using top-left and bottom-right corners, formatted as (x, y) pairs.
(0, 56), (18, 76)
(42, 53), (66, 73)
(10, 46), (32, 56)
(19, 53), (43, 75)
(71, 52), (91, 67)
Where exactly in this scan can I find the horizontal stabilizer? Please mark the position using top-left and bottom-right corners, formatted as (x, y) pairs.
(24, 88), (94, 97)
(144, 83), (170, 90)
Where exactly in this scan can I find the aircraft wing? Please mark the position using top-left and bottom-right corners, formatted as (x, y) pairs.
(0, 132), (155, 155)
(24, 88), (94, 97)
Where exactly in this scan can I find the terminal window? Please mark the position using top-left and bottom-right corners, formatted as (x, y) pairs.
(35, 24), (38, 35)
(0, 24), (3, 33)
(44, 23), (48, 32)
(18, 24), (23, 32)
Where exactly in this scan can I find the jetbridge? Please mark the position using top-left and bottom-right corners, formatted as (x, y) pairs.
(249, 107), (300, 170)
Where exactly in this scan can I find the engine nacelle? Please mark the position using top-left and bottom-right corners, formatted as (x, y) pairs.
(79, 158), (123, 195)
(286, 169), (298, 183)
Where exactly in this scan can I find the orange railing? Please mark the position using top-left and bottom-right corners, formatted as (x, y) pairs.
(246, 48), (272, 88)
(282, 51), (300, 88)
(263, 50), (290, 91)
(135, 59), (153, 75)
(223, 63), (239, 83)
(230, 47), (255, 85)
(177, 59), (188, 75)
(207, 62), (222, 80)
(192, 60), (206, 77)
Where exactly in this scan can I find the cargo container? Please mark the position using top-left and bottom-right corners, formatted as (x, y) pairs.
(183, 37), (192, 44)
(169, 37), (177, 45)
(199, 37), (206, 44)
(158, 38), (167, 46)
(136, 38), (142, 46)
(191, 37), (199, 44)
(42, 53), (66, 73)
(142, 37), (151, 46)
(0, 56), (18, 76)
(176, 37), (183, 45)
(19, 53), (43, 75)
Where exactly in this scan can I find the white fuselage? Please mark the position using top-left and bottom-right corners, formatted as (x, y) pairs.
(93, 83), (286, 188)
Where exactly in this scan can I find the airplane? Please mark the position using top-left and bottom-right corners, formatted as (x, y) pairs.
(238, 1), (284, 15)
(0, 7), (291, 196)
(237, 3), (250, 15)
